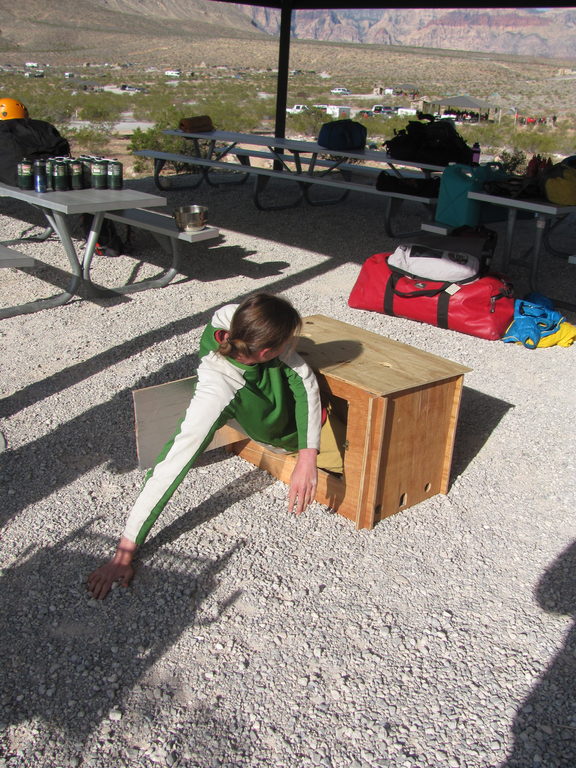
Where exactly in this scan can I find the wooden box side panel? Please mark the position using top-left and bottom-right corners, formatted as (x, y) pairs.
(376, 376), (463, 521)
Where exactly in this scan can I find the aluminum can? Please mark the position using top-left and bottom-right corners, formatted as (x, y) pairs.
(106, 159), (123, 190)
(79, 156), (93, 188)
(91, 159), (107, 189)
(33, 159), (47, 193)
(45, 158), (53, 191)
(70, 160), (84, 190)
(17, 159), (34, 190)
(52, 160), (69, 191)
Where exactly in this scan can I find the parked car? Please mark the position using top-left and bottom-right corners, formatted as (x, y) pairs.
(331, 87), (350, 95)
(372, 105), (396, 115)
(286, 104), (309, 115)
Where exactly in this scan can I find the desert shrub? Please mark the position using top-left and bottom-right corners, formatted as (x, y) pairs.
(289, 108), (329, 137)
(128, 125), (192, 173)
(0, 77), (76, 125)
(77, 94), (124, 125)
(511, 131), (565, 156)
(495, 148), (527, 174)
(68, 126), (112, 156)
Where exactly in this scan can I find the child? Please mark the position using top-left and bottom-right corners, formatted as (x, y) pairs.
(88, 293), (323, 599)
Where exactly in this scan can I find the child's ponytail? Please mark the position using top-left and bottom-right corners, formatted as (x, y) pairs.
(217, 336), (252, 360)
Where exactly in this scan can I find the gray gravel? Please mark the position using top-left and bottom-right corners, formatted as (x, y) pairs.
(1, 175), (575, 768)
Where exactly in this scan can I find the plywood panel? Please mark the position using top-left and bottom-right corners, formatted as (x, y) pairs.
(133, 376), (245, 469)
(376, 378), (459, 520)
(298, 315), (470, 396)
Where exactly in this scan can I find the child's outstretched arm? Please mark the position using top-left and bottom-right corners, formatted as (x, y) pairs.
(87, 356), (242, 599)
(87, 536), (137, 599)
(288, 447), (318, 516)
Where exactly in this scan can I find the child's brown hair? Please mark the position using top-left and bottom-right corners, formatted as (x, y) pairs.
(217, 293), (302, 360)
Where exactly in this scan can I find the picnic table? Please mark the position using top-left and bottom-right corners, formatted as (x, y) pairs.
(0, 184), (218, 318)
(467, 191), (576, 311)
(135, 129), (445, 237)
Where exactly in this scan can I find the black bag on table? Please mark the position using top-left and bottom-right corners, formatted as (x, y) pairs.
(0, 118), (70, 185)
(317, 119), (367, 151)
(384, 117), (473, 167)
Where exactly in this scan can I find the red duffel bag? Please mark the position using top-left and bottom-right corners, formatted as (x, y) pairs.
(348, 252), (515, 340)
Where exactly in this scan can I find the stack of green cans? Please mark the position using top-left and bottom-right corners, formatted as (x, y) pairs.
(17, 156), (124, 192)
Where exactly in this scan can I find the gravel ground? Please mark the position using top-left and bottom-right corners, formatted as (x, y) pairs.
(1, 175), (575, 768)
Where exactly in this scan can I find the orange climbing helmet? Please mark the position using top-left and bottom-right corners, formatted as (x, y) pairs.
(0, 98), (29, 120)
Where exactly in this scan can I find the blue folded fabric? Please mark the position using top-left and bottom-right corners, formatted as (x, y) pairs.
(503, 297), (564, 349)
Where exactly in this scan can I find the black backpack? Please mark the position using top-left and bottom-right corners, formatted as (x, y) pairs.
(0, 118), (70, 185)
(385, 118), (474, 167)
(317, 119), (367, 151)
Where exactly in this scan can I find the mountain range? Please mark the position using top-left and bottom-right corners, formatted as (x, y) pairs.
(240, 7), (576, 59)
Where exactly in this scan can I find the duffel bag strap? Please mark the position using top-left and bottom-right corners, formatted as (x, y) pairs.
(384, 272), (453, 327)
(387, 271), (451, 298)
(437, 291), (450, 329)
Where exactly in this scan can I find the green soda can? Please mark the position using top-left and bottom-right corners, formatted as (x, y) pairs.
(106, 159), (123, 190)
(17, 159), (34, 190)
(52, 160), (69, 191)
(91, 159), (107, 189)
(70, 159), (84, 190)
(79, 156), (92, 188)
(45, 158), (53, 191)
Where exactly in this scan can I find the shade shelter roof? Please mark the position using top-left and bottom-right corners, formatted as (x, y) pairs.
(435, 95), (497, 111)
(209, 1), (572, 136)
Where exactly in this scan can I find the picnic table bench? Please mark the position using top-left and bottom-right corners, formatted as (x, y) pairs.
(101, 208), (220, 294)
(0, 244), (36, 268)
(135, 129), (444, 238)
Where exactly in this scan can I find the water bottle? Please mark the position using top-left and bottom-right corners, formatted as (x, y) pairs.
(472, 142), (481, 165)
(33, 159), (47, 193)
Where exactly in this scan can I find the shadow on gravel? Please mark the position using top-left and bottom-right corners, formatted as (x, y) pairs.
(501, 540), (576, 768)
(138, 466), (275, 559)
(0, 258), (344, 423)
(0, 523), (245, 741)
(450, 387), (514, 481)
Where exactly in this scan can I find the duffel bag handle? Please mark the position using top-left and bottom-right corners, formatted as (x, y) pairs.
(389, 271), (451, 298)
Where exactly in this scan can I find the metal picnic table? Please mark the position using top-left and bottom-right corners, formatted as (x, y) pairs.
(0, 183), (166, 319)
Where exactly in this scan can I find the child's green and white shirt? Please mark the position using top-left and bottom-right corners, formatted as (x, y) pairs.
(123, 304), (321, 545)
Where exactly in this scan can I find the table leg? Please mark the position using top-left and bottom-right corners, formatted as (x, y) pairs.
(80, 211), (122, 297)
(252, 174), (304, 211)
(153, 157), (205, 191)
(82, 213), (183, 296)
(529, 215), (547, 292)
(502, 208), (518, 271)
(0, 210), (81, 319)
(542, 212), (576, 258)
(383, 196), (435, 239)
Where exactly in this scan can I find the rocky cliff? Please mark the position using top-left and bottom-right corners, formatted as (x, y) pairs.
(240, 6), (576, 59)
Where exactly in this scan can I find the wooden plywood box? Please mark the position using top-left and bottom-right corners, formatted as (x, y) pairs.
(228, 315), (470, 528)
(133, 315), (470, 530)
